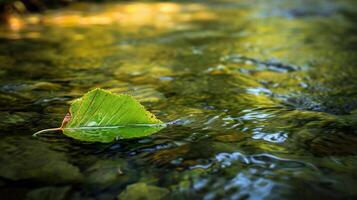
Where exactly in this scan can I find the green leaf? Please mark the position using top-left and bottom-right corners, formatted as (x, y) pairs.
(34, 88), (165, 143)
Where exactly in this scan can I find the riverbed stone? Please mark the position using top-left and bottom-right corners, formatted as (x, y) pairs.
(117, 182), (169, 200)
(0, 137), (83, 183)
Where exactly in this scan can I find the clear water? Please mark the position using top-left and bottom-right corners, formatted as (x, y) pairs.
(0, 0), (357, 199)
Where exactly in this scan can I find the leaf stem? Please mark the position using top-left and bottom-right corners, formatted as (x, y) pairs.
(33, 128), (62, 137)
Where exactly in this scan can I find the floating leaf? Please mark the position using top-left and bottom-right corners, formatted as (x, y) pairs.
(34, 88), (165, 143)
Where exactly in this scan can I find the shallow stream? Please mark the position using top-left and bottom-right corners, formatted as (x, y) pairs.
(0, 0), (357, 199)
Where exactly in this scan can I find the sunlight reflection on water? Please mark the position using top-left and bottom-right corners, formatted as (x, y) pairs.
(0, 0), (356, 199)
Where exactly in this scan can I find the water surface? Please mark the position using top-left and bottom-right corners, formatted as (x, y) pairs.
(0, 0), (357, 199)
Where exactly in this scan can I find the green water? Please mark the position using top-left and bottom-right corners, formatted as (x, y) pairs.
(0, 0), (357, 199)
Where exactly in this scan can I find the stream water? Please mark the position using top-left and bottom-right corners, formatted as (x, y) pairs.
(0, 0), (356, 199)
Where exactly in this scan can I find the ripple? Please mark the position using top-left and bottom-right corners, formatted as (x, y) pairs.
(215, 152), (317, 170)
(246, 87), (272, 96)
(240, 110), (273, 121)
(252, 130), (288, 143)
(224, 172), (275, 200)
(221, 54), (302, 73)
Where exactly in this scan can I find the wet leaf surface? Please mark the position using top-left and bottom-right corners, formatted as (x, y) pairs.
(35, 88), (165, 143)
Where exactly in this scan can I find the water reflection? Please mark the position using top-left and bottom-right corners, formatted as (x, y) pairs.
(215, 152), (316, 169)
(252, 130), (288, 143)
(5, 2), (216, 31)
(224, 172), (275, 200)
(0, 0), (356, 199)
